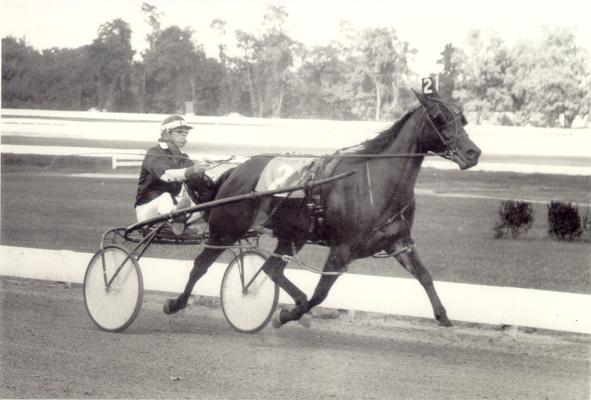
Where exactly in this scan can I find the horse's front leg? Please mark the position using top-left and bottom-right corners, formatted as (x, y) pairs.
(163, 247), (225, 314)
(392, 241), (452, 327)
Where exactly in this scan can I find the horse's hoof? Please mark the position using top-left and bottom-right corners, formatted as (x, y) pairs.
(297, 313), (312, 329)
(163, 299), (176, 315)
(437, 316), (453, 327)
(271, 309), (283, 329)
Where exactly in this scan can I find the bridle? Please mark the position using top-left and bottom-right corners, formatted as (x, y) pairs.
(314, 99), (468, 160)
(420, 98), (469, 161)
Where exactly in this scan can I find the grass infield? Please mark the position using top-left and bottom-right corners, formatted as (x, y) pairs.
(1, 154), (590, 294)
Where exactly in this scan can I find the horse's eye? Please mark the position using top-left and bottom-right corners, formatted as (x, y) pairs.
(460, 114), (468, 126)
(432, 114), (446, 128)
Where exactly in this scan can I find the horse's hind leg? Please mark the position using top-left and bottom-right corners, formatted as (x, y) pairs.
(306, 247), (348, 309)
(276, 246), (347, 326)
(163, 247), (225, 314)
(393, 243), (452, 327)
(262, 240), (311, 327)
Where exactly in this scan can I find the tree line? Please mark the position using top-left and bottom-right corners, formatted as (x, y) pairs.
(2, 4), (590, 127)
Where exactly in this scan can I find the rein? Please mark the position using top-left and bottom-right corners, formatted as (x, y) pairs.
(257, 101), (463, 161)
(257, 151), (446, 159)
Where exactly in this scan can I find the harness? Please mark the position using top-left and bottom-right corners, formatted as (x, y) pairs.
(300, 100), (467, 249)
(247, 99), (468, 275)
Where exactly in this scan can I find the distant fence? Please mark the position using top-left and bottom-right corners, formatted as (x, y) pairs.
(111, 153), (144, 169)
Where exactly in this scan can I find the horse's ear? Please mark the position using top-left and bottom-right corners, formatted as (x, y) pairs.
(412, 89), (428, 106)
(427, 85), (440, 97)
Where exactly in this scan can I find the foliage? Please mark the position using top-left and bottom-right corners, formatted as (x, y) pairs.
(141, 2), (163, 49)
(233, 5), (301, 118)
(494, 200), (535, 239)
(2, 37), (42, 108)
(437, 27), (590, 127)
(142, 25), (199, 114)
(1, 5), (589, 124)
(2, 37), (97, 110)
(452, 29), (514, 124)
(289, 44), (355, 119)
(37, 46), (97, 110)
(88, 19), (135, 111)
(351, 27), (416, 121)
(509, 27), (590, 128)
(321, 25), (417, 121)
(547, 201), (585, 240)
(437, 43), (459, 100)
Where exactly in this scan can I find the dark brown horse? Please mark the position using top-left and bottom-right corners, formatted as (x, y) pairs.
(164, 88), (481, 328)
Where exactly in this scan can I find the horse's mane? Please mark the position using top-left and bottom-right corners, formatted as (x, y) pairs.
(353, 108), (417, 155)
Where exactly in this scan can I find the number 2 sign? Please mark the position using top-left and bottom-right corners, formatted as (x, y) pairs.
(422, 75), (438, 95)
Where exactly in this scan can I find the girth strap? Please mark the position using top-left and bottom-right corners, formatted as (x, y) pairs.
(304, 158), (331, 236)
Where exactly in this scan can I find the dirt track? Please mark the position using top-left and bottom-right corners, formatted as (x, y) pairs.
(1, 277), (589, 399)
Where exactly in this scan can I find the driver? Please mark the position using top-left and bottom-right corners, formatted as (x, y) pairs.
(134, 115), (207, 234)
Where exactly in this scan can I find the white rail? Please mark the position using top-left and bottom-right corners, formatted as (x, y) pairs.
(1, 245), (589, 334)
(112, 153), (144, 169)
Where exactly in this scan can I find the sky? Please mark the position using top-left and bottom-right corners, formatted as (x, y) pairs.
(1, 0), (590, 75)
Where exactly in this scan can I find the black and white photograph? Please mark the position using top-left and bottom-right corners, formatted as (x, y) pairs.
(1, 0), (590, 398)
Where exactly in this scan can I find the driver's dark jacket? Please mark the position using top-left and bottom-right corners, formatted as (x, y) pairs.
(134, 141), (194, 207)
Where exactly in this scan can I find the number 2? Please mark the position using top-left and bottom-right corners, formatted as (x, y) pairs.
(422, 77), (433, 94)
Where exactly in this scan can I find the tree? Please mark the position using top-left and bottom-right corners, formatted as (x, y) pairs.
(36, 46), (96, 110)
(88, 19), (135, 111)
(139, 3), (164, 112)
(437, 43), (460, 100)
(1, 37), (42, 108)
(290, 44), (354, 119)
(2, 37), (95, 110)
(210, 18), (232, 115)
(141, 3), (163, 49)
(510, 27), (590, 127)
(233, 5), (300, 118)
(359, 28), (395, 120)
(194, 56), (226, 115)
(143, 26), (198, 113)
(453, 29), (513, 124)
(344, 27), (415, 120)
(234, 29), (259, 116)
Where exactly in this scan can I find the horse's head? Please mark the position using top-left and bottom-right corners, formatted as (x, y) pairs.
(413, 89), (481, 170)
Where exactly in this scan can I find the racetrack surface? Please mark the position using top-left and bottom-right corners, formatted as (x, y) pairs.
(1, 277), (589, 399)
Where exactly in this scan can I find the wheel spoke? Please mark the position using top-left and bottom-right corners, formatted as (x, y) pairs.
(83, 246), (143, 332)
(220, 251), (278, 333)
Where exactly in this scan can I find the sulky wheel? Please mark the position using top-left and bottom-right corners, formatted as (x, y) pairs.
(83, 245), (143, 332)
(220, 250), (278, 333)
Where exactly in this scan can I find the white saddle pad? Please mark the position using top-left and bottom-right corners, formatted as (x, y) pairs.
(255, 157), (316, 197)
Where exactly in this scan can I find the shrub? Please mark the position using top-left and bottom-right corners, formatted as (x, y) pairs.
(547, 201), (586, 240)
(494, 200), (535, 239)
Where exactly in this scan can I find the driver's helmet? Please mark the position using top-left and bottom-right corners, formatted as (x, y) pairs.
(160, 115), (193, 135)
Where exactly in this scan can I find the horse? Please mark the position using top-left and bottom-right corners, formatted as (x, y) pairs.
(164, 87), (481, 328)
